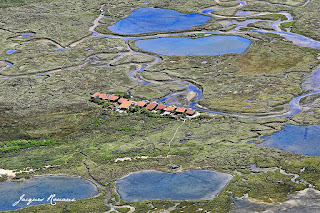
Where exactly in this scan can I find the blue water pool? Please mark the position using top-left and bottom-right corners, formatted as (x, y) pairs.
(108, 8), (211, 34)
(21, 33), (34, 37)
(6, 49), (16, 55)
(116, 170), (233, 202)
(258, 125), (320, 156)
(135, 36), (251, 56)
(0, 176), (98, 211)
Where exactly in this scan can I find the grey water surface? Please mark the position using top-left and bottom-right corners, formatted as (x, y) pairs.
(116, 170), (233, 202)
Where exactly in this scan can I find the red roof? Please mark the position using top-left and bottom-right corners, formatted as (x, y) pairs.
(175, 107), (186, 113)
(156, 104), (167, 110)
(118, 98), (128, 104)
(91, 92), (101, 98)
(119, 100), (133, 109)
(165, 106), (175, 111)
(136, 101), (147, 107)
(145, 103), (157, 110)
(186, 108), (196, 115)
(99, 94), (109, 100)
(109, 95), (119, 101)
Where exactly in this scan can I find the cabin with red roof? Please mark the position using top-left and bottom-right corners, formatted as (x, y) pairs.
(91, 92), (101, 99)
(99, 94), (109, 100)
(186, 108), (196, 116)
(118, 98), (128, 104)
(136, 101), (147, 107)
(109, 95), (119, 102)
(175, 107), (186, 114)
(164, 106), (175, 112)
(156, 104), (167, 111)
(145, 103), (157, 110)
(119, 100), (133, 109)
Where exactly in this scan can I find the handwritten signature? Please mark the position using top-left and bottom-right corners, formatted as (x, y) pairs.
(12, 194), (76, 206)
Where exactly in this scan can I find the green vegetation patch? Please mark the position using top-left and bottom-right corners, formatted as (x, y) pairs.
(0, 139), (56, 153)
(110, 54), (155, 66)
(0, 36), (128, 76)
(282, 158), (320, 190)
(226, 170), (306, 203)
(247, 21), (274, 31)
(262, 33), (282, 38)
(235, 41), (316, 75)
(299, 93), (320, 107)
(260, 0), (306, 6)
(130, 84), (186, 101)
(249, 14), (287, 21)
(0, 0), (25, 8)
(218, 2), (239, 7)
(239, 27), (250, 31)
(281, 21), (295, 28)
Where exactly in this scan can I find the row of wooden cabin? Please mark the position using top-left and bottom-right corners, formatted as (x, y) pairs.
(90, 92), (196, 116)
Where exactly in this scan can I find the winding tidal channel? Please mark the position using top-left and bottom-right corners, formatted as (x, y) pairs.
(1, 0), (320, 119)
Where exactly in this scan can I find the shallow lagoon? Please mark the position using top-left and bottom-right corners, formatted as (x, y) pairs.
(258, 125), (320, 156)
(108, 8), (211, 34)
(135, 36), (251, 56)
(0, 176), (98, 211)
(116, 170), (233, 202)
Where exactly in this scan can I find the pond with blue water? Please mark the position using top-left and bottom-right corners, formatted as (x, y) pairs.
(6, 49), (15, 55)
(0, 176), (98, 211)
(21, 33), (34, 37)
(108, 8), (211, 34)
(116, 170), (233, 202)
(258, 125), (320, 156)
(135, 36), (251, 56)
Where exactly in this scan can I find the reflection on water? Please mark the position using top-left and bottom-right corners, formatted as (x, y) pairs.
(258, 125), (320, 156)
